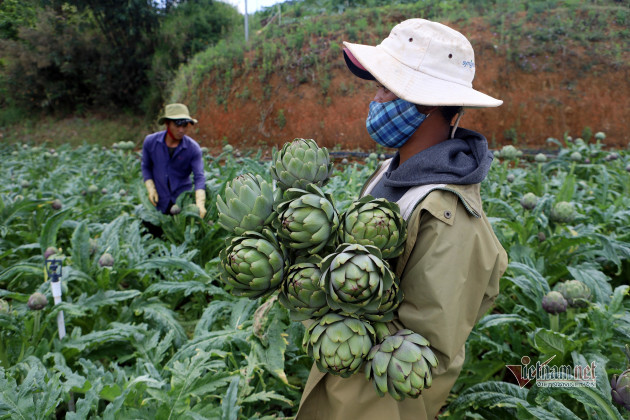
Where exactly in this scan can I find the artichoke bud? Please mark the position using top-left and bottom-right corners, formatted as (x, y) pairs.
(270, 139), (333, 191)
(98, 252), (114, 268)
(320, 243), (399, 319)
(550, 201), (576, 223)
(611, 369), (630, 411)
(554, 279), (591, 308)
(217, 173), (276, 235)
(541, 291), (567, 314)
(499, 145), (522, 160)
(27, 292), (48, 311)
(520, 192), (538, 210)
(44, 246), (60, 260)
(278, 255), (329, 321)
(219, 229), (288, 299)
(303, 312), (375, 378)
(361, 276), (403, 322)
(534, 153), (547, 163)
(273, 184), (339, 256)
(340, 195), (407, 260)
(0, 299), (10, 313)
(365, 329), (438, 401)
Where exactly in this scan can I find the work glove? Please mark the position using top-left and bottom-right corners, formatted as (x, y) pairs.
(145, 179), (159, 206)
(195, 189), (207, 219)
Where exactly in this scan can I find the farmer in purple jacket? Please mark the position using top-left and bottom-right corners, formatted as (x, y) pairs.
(141, 103), (207, 218)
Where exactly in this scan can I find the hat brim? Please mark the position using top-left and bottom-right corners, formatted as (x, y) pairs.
(343, 41), (502, 108)
(343, 48), (375, 81)
(158, 116), (198, 125)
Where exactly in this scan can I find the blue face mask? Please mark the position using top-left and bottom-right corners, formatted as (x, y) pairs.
(366, 98), (428, 148)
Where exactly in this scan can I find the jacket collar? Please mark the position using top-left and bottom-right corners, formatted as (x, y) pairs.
(160, 131), (189, 149)
(362, 158), (483, 217)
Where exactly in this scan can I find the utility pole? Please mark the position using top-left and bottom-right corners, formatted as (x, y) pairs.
(244, 0), (249, 42)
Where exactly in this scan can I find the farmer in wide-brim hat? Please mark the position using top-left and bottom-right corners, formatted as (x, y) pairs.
(141, 103), (207, 219)
(296, 19), (507, 420)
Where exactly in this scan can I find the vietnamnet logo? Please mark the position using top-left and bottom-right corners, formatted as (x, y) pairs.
(506, 355), (597, 388)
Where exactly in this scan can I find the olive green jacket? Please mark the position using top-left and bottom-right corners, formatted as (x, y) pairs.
(296, 160), (508, 420)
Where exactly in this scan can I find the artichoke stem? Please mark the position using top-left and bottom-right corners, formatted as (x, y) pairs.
(32, 311), (41, 343)
(0, 337), (7, 368)
(98, 269), (111, 290)
(373, 322), (391, 343)
(549, 313), (559, 332)
(566, 307), (576, 323)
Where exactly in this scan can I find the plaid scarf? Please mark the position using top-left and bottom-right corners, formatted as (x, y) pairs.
(366, 98), (427, 148)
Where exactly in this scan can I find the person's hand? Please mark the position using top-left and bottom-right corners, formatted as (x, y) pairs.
(145, 179), (159, 206)
(195, 189), (207, 218)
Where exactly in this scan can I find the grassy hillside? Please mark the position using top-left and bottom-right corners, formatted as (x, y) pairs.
(170, 0), (629, 152)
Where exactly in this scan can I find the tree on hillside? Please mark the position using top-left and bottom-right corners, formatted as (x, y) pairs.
(0, 0), (38, 40)
(60, 0), (160, 108)
(0, 0), (241, 114)
(148, 0), (242, 113)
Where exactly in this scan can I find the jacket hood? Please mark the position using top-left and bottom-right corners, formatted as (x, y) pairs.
(383, 127), (493, 187)
(368, 127), (494, 202)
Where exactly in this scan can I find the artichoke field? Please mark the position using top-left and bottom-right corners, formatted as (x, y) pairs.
(1, 131), (630, 419)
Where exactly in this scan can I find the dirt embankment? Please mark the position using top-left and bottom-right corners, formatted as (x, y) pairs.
(191, 18), (630, 153)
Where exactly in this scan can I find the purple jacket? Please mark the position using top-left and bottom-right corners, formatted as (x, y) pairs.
(141, 131), (206, 213)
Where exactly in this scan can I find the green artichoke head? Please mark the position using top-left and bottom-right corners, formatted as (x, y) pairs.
(340, 195), (407, 260)
(278, 256), (329, 321)
(303, 312), (375, 378)
(44, 247), (60, 260)
(270, 138), (333, 191)
(98, 252), (114, 268)
(320, 243), (398, 319)
(365, 329), (439, 401)
(594, 131), (606, 141)
(605, 152), (619, 161)
(570, 151), (582, 162)
(555, 279), (591, 308)
(273, 184), (339, 255)
(541, 291), (568, 314)
(27, 292), (48, 311)
(499, 145), (521, 160)
(219, 229), (288, 299)
(216, 173), (276, 235)
(534, 153), (547, 163)
(170, 204), (182, 215)
(550, 201), (576, 223)
(611, 369), (630, 411)
(361, 276), (404, 323)
(520, 193), (539, 211)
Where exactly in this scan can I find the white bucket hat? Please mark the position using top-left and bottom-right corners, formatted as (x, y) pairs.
(343, 19), (502, 108)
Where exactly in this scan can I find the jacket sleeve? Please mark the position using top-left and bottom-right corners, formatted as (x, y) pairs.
(141, 135), (153, 181)
(394, 198), (505, 375)
(190, 145), (206, 191)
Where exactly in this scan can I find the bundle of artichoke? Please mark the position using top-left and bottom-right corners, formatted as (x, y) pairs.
(215, 138), (437, 400)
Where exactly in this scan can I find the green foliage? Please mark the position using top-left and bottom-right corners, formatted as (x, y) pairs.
(148, 0), (241, 114)
(0, 0), (37, 40)
(1, 135), (630, 416)
(0, 6), (105, 110)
